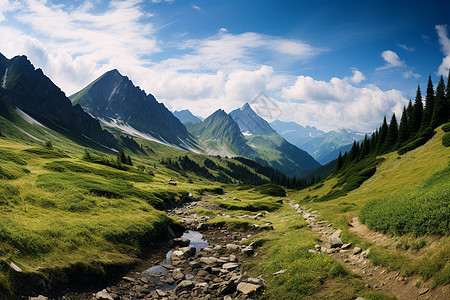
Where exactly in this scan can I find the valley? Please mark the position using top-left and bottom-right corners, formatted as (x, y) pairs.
(0, 49), (449, 300)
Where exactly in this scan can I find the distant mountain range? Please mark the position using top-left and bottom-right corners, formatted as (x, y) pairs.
(271, 120), (367, 164)
(185, 104), (320, 175)
(70, 69), (197, 150)
(173, 109), (202, 124)
(0, 52), (364, 177)
(0, 53), (117, 149)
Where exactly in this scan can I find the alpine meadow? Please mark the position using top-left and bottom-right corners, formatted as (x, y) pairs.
(0, 1), (449, 300)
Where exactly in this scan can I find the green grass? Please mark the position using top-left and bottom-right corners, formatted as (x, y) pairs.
(360, 165), (450, 236)
(240, 207), (393, 300)
(290, 125), (450, 287)
(316, 157), (383, 202)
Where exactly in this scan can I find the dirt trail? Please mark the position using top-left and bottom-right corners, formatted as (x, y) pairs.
(289, 201), (449, 300)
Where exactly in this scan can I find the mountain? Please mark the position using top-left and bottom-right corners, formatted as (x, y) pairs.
(271, 119), (367, 164)
(173, 109), (202, 124)
(229, 103), (321, 175)
(186, 109), (258, 157)
(229, 103), (276, 135)
(270, 119), (324, 142)
(0, 53), (117, 149)
(70, 69), (197, 150)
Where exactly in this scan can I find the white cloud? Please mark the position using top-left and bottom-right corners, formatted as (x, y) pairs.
(397, 43), (415, 52)
(280, 74), (407, 132)
(402, 70), (421, 79)
(436, 24), (450, 76)
(377, 50), (406, 70)
(350, 68), (366, 83)
(192, 5), (201, 11)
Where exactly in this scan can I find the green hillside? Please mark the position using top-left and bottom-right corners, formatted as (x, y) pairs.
(291, 124), (449, 286)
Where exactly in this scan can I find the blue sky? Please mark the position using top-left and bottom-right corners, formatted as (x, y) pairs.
(0, 0), (449, 131)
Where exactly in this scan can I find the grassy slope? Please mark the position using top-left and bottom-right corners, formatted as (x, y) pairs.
(291, 125), (449, 285)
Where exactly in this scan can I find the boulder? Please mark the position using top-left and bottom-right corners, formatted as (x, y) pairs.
(222, 262), (239, 271)
(328, 236), (343, 248)
(173, 238), (190, 247)
(95, 289), (113, 300)
(353, 247), (362, 255)
(175, 280), (195, 294)
(237, 282), (262, 296)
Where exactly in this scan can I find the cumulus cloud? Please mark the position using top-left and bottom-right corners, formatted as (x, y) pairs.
(377, 50), (406, 70)
(350, 68), (366, 83)
(280, 74), (407, 132)
(436, 24), (450, 76)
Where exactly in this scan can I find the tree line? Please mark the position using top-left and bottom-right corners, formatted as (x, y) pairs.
(335, 73), (450, 172)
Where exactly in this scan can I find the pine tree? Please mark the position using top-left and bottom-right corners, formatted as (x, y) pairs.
(431, 76), (446, 129)
(385, 113), (398, 152)
(422, 75), (434, 129)
(376, 116), (389, 154)
(397, 106), (409, 146)
(360, 134), (370, 157)
(445, 70), (450, 123)
(411, 84), (423, 134)
(335, 152), (343, 172)
(127, 155), (133, 166)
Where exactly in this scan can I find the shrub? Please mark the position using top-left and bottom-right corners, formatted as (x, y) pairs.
(442, 132), (450, 147)
(442, 123), (450, 132)
(256, 183), (286, 197)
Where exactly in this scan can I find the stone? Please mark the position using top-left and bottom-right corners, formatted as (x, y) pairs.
(353, 247), (362, 255)
(227, 244), (241, 251)
(224, 296), (232, 300)
(418, 287), (429, 295)
(173, 268), (185, 281)
(180, 245), (196, 257)
(189, 260), (201, 268)
(156, 289), (167, 297)
(361, 248), (370, 258)
(276, 199), (283, 204)
(173, 238), (190, 247)
(222, 262), (239, 271)
(273, 269), (286, 276)
(328, 236), (343, 248)
(229, 254), (237, 262)
(175, 280), (195, 293)
(122, 276), (135, 282)
(95, 289), (114, 300)
(237, 282), (262, 296)
(9, 261), (22, 273)
(199, 257), (219, 266)
(29, 296), (48, 300)
(219, 280), (237, 295)
(355, 298), (369, 300)
(341, 243), (352, 250)
(242, 246), (254, 256)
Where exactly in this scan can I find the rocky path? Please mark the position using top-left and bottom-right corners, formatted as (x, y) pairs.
(59, 199), (267, 300)
(289, 201), (450, 300)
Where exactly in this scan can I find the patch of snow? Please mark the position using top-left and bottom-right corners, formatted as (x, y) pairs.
(14, 108), (59, 139)
(12, 124), (43, 142)
(2, 68), (8, 89)
(80, 134), (118, 153)
(100, 118), (191, 152)
(242, 131), (253, 136)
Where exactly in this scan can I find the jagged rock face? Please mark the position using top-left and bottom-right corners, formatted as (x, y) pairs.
(187, 109), (258, 157)
(229, 103), (276, 135)
(0, 53), (117, 149)
(70, 70), (195, 148)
